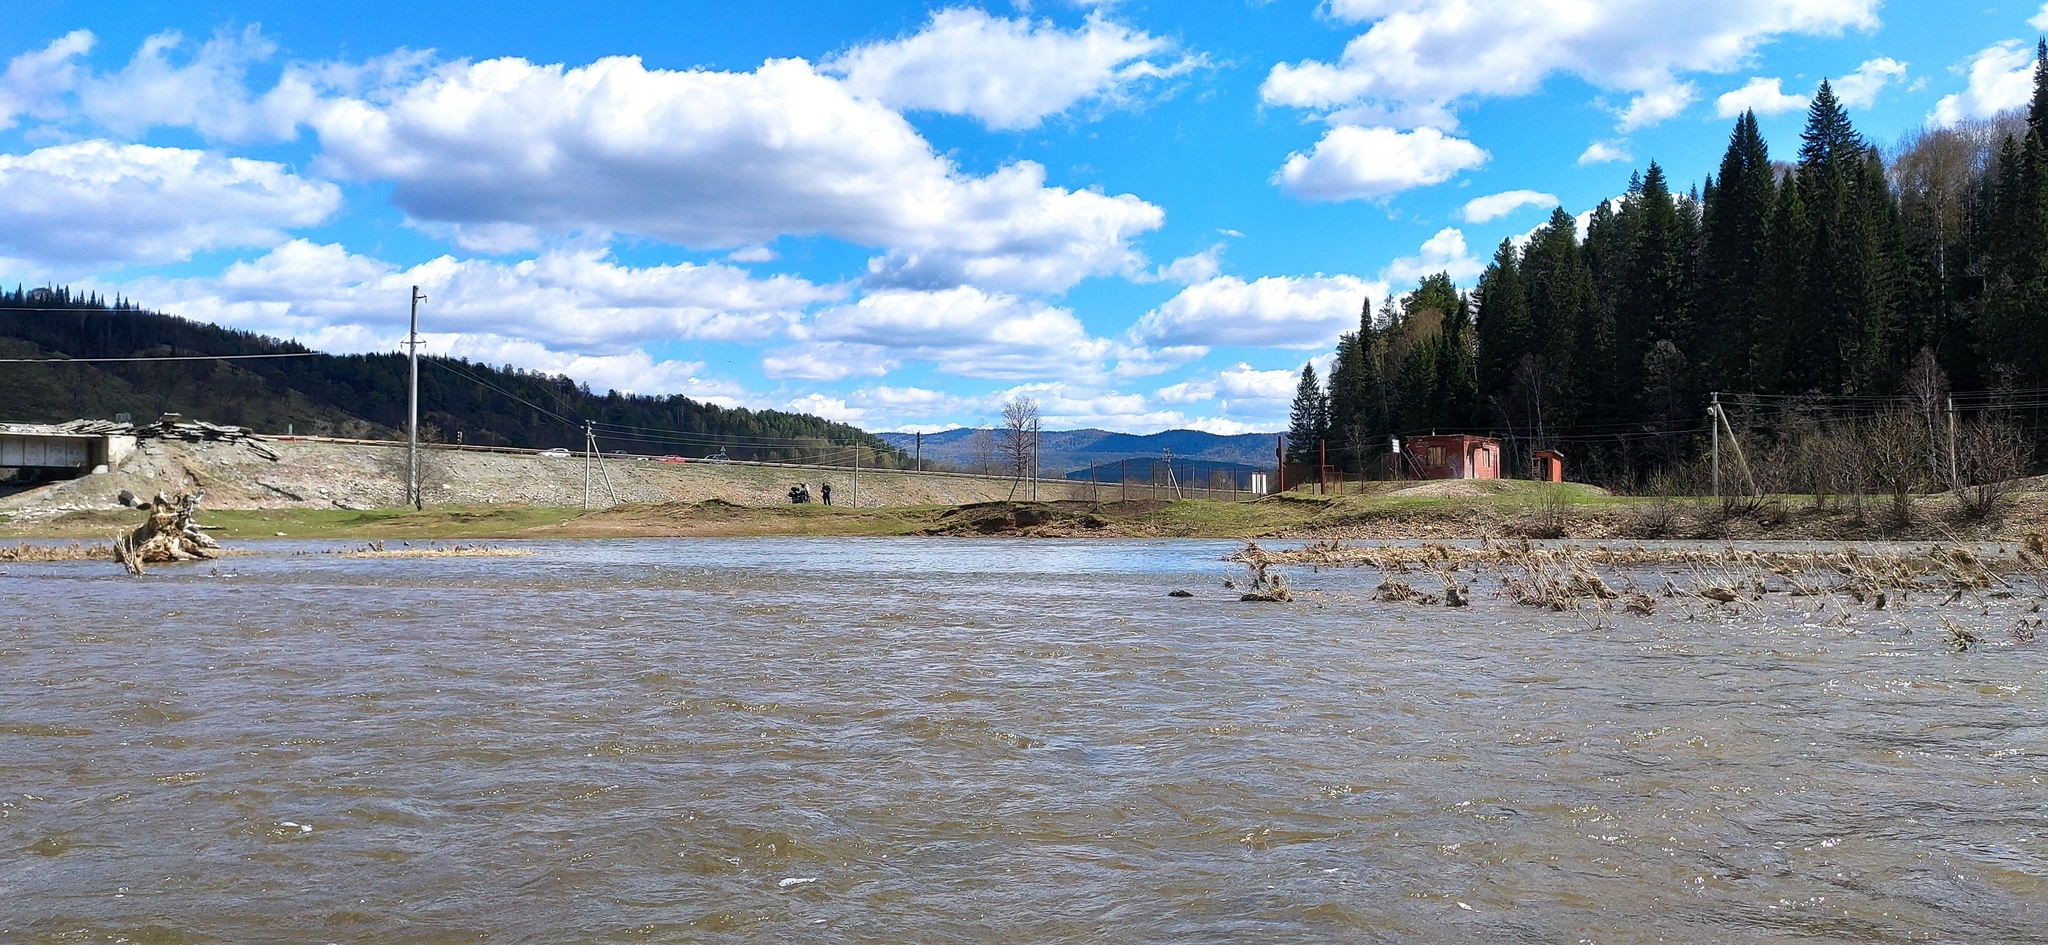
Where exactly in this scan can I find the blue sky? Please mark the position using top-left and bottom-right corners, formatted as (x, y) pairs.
(3, 1), (2044, 433)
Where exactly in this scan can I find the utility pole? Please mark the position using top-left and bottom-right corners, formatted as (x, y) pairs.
(914, 431), (922, 473)
(1319, 439), (1327, 496)
(1947, 395), (1961, 489)
(1030, 418), (1040, 501)
(851, 446), (859, 509)
(1164, 446), (1179, 500)
(406, 285), (425, 510)
(1709, 392), (1720, 502)
(582, 422), (618, 508)
(1275, 435), (1285, 493)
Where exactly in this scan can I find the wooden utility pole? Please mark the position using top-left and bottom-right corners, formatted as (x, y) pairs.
(1276, 435), (1285, 493)
(1030, 418), (1040, 501)
(852, 447), (860, 508)
(1710, 392), (1720, 502)
(406, 285), (425, 510)
(914, 431), (922, 473)
(1947, 395), (1961, 489)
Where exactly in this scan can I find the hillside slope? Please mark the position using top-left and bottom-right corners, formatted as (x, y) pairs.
(0, 287), (906, 464)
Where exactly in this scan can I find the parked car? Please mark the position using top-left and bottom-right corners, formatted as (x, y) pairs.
(659, 454), (687, 463)
(539, 448), (572, 458)
(704, 450), (731, 462)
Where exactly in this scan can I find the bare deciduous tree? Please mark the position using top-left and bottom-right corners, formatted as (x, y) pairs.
(969, 428), (999, 476)
(1954, 417), (2031, 520)
(1000, 396), (1039, 489)
(1864, 409), (1933, 527)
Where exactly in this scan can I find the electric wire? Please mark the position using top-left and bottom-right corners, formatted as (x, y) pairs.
(0, 352), (322, 363)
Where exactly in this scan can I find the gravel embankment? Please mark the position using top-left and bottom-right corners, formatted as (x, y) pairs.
(0, 439), (1097, 520)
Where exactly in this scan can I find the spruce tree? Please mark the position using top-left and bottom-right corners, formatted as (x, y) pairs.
(1474, 238), (1535, 415)
(1612, 162), (1689, 416)
(1325, 298), (1384, 472)
(1520, 206), (1596, 431)
(1701, 111), (1775, 390)
(1285, 362), (1328, 471)
(1796, 80), (1866, 393)
(1434, 292), (1480, 429)
(1758, 172), (1813, 392)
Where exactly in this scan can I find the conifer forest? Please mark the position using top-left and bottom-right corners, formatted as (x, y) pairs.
(1294, 59), (2048, 496)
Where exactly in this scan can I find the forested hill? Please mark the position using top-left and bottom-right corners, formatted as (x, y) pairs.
(0, 288), (908, 465)
(1295, 74), (2048, 490)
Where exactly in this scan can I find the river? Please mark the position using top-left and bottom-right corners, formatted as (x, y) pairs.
(3, 538), (2044, 943)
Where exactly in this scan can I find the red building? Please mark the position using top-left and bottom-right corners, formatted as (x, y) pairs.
(1532, 449), (1566, 483)
(1402, 434), (1502, 480)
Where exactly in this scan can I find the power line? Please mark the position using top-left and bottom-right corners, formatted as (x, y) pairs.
(0, 351), (322, 363)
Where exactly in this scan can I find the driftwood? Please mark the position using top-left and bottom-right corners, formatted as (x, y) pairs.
(113, 492), (221, 575)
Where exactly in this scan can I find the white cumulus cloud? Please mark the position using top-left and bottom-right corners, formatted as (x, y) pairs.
(1382, 227), (1484, 286)
(1617, 82), (1698, 132)
(1833, 57), (1907, 109)
(1934, 41), (2036, 126)
(1577, 140), (1633, 166)
(1133, 273), (1381, 349)
(1461, 189), (1560, 223)
(825, 8), (1201, 130)
(74, 26), (322, 143)
(1263, 0), (1879, 131)
(309, 55), (1163, 292)
(803, 286), (1120, 380)
(761, 342), (898, 382)
(1715, 77), (1808, 118)
(1273, 125), (1488, 202)
(0, 30), (94, 129)
(118, 239), (834, 358)
(0, 141), (340, 271)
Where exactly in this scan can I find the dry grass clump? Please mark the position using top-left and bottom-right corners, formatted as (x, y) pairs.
(0, 541), (114, 562)
(335, 540), (533, 559)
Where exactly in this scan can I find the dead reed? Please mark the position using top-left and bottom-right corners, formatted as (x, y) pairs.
(0, 542), (113, 562)
(334, 540), (534, 559)
(1227, 536), (2047, 623)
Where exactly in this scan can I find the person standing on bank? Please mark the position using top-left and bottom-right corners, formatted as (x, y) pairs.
(821, 482), (833, 506)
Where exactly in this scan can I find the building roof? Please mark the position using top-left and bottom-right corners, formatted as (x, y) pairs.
(1406, 433), (1500, 444)
(0, 422), (102, 438)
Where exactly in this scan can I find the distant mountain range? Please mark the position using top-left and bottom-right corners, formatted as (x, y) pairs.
(877, 427), (1280, 476)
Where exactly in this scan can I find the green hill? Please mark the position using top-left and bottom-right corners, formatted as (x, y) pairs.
(0, 286), (907, 465)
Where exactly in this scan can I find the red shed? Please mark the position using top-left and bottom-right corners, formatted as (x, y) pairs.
(1402, 434), (1501, 480)
(1532, 449), (1565, 483)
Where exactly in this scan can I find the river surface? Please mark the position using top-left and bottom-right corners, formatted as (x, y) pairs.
(3, 538), (2045, 943)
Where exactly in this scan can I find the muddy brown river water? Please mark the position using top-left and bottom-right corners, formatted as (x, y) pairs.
(3, 538), (2045, 943)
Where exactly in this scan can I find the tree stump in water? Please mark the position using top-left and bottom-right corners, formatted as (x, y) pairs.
(114, 492), (220, 575)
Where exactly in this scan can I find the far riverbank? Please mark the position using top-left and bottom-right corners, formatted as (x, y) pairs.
(6, 478), (2042, 544)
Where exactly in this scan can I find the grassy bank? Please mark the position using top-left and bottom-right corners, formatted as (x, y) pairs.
(4, 478), (2040, 542)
